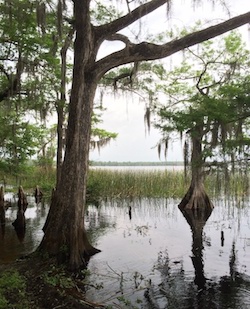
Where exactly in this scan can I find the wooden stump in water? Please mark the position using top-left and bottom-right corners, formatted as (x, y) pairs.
(12, 210), (26, 229)
(12, 210), (26, 241)
(17, 186), (28, 212)
(34, 185), (43, 204)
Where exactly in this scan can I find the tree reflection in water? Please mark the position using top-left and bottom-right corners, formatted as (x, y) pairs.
(181, 207), (212, 290)
(146, 205), (250, 309)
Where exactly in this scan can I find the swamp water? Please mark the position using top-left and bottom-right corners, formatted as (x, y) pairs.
(0, 195), (250, 308)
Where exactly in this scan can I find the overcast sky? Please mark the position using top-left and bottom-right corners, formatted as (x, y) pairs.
(89, 0), (250, 163)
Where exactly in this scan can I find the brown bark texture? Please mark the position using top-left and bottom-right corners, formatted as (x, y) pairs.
(39, 0), (100, 269)
(179, 126), (214, 211)
(34, 185), (43, 204)
(39, 1), (250, 269)
(17, 186), (28, 212)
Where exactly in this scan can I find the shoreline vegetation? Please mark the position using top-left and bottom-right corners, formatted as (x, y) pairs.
(0, 162), (249, 201)
(91, 161), (184, 166)
(87, 168), (250, 201)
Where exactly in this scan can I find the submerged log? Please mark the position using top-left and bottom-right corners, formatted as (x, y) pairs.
(17, 186), (28, 212)
(34, 185), (43, 204)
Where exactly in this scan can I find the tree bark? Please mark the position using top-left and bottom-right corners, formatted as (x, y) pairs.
(56, 29), (75, 185)
(17, 186), (28, 213)
(179, 125), (213, 211)
(38, 0), (100, 269)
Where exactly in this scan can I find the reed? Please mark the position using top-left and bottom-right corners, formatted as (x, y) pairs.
(87, 168), (189, 199)
(88, 168), (250, 200)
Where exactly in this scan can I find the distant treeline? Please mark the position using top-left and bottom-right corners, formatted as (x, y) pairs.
(90, 161), (184, 166)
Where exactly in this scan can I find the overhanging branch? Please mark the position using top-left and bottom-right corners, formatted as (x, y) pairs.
(95, 0), (168, 39)
(94, 11), (250, 79)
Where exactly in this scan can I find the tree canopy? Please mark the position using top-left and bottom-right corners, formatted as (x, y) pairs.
(154, 31), (250, 169)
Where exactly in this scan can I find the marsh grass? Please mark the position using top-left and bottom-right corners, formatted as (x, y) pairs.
(88, 169), (189, 199)
(88, 168), (250, 200)
(1, 166), (249, 201)
(204, 171), (250, 198)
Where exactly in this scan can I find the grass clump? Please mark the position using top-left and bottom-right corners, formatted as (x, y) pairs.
(42, 266), (75, 289)
(0, 269), (29, 309)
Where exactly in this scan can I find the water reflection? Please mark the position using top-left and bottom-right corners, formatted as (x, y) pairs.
(12, 210), (26, 242)
(0, 193), (48, 264)
(180, 207), (213, 290)
(85, 198), (250, 308)
(0, 195), (250, 307)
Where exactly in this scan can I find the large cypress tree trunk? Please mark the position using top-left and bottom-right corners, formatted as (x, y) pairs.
(38, 0), (100, 269)
(179, 125), (213, 211)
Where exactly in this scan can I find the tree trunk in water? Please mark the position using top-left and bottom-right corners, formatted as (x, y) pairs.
(179, 125), (213, 211)
(38, 0), (100, 269)
(17, 186), (28, 212)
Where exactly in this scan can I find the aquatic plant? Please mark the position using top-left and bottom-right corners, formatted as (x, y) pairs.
(87, 168), (250, 201)
(87, 169), (188, 199)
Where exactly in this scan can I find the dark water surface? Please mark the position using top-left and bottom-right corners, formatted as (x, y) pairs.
(85, 198), (250, 308)
(0, 194), (47, 264)
(1, 194), (250, 308)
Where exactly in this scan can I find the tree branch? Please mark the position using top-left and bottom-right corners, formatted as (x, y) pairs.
(106, 33), (132, 47)
(94, 11), (250, 79)
(95, 0), (168, 39)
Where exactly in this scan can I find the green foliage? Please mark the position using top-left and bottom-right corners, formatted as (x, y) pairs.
(0, 269), (28, 309)
(90, 1), (122, 25)
(91, 105), (118, 150)
(0, 109), (47, 174)
(153, 31), (250, 168)
(0, 0), (64, 173)
(0, 161), (56, 193)
(42, 267), (74, 289)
